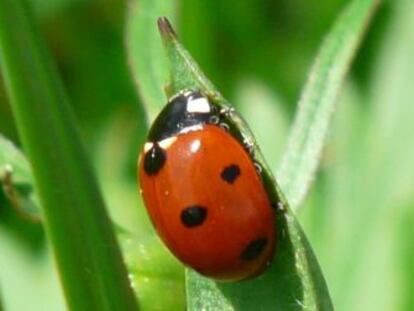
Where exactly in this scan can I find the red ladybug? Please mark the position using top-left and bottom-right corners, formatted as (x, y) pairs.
(138, 90), (276, 281)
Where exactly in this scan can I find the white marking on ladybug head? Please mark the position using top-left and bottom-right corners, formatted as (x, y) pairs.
(186, 97), (211, 113)
(158, 136), (177, 150)
(190, 139), (201, 153)
(144, 142), (154, 153)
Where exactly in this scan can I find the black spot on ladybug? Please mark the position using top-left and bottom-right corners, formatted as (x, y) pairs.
(220, 164), (240, 184)
(144, 142), (166, 176)
(240, 237), (268, 261)
(271, 202), (278, 210)
(181, 205), (207, 227)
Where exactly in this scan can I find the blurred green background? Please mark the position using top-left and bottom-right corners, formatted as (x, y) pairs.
(1, 0), (413, 310)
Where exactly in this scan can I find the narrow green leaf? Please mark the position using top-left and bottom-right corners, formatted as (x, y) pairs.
(157, 17), (218, 100)
(0, 0), (138, 310)
(304, 84), (369, 309)
(306, 2), (414, 308)
(278, 0), (381, 209)
(398, 202), (414, 311)
(315, 2), (414, 309)
(126, 0), (177, 123)
(0, 287), (3, 311)
(365, 0), (414, 208)
(158, 18), (333, 310)
(0, 134), (41, 221)
(122, 234), (186, 311)
(30, 0), (87, 16)
(236, 79), (289, 175)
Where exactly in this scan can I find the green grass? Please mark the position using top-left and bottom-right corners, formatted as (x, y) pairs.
(1, 0), (413, 310)
(278, 0), (380, 209)
(0, 0), (137, 309)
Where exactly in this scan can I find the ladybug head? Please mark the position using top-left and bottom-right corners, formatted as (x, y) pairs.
(148, 90), (218, 141)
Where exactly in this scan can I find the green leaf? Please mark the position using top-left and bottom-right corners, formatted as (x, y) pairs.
(149, 17), (332, 310)
(0, 134), (41, 221)
(302, 83), (368, 309)
(364, 0), (414, 209)
(278, 0), (381, 209)
(122, 234), (185, 311)
(398, 202), (414, 311)
(236, 79), (289, 175)
(358, 3), (414, 307)
(30, 0), (87, 16)
(316, 1), (414, 308)
(0, 288), (3, 311)
(126, 0), (177, 123)
(0, 0), (138, 310)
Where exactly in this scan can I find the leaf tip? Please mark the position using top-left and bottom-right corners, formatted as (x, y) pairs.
(157, 17), (177, 41)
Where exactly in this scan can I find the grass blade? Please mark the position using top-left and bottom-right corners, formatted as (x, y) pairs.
(365, 0), (414, 207)
(278, 0), (381, 209)
(122, 234), (185, 311)
(0, 287), (3, 311)
(0, 0), (138, 309)
(324, 1), (414, 308)
(126, 0), (177, 123)
(236, 79), (289, 175)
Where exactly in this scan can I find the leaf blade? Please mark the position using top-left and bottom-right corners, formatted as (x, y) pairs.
(278, 0), (381, 209)
(126, 0), (177, 123)
(0, 0), (138, 309)
(0, 287), (3, 311)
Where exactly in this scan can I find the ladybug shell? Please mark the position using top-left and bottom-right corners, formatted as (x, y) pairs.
(139, 123), (276, 282)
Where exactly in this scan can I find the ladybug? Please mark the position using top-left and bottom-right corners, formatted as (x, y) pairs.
(138, 90), (276, 281)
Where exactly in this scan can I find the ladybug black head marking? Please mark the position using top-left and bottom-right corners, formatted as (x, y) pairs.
(148, 90), (218, 141)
